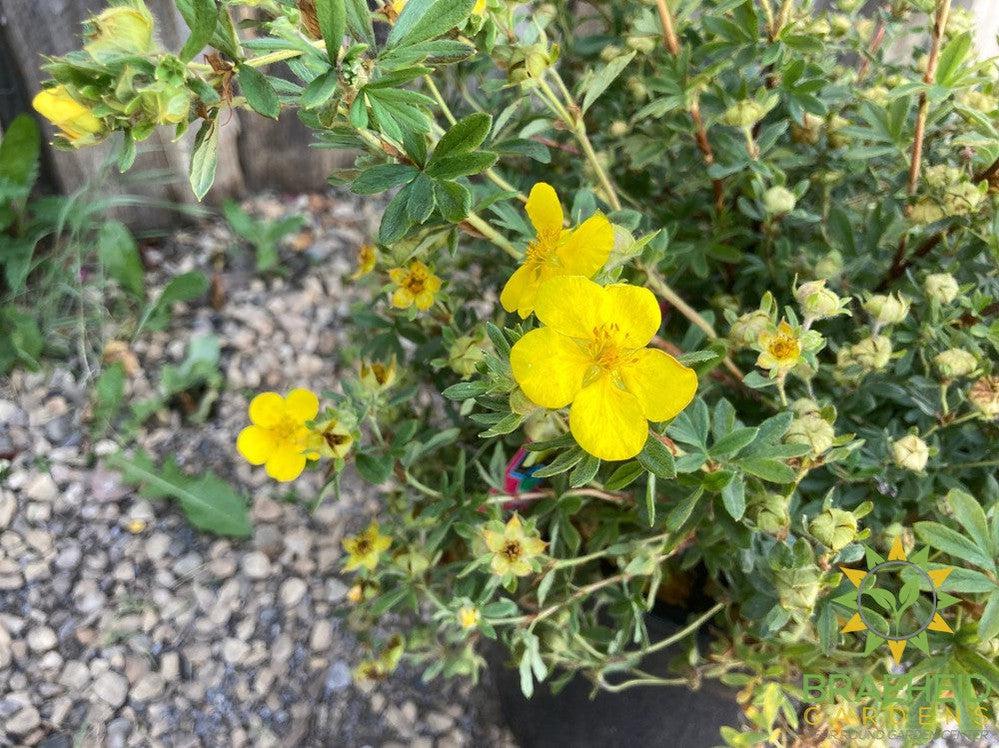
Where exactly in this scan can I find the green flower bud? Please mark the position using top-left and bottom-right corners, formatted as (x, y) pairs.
(84, 2), (155, 61)
(448, 335), (488, 378)
(814, 251), (843, 280)
(791, 113), (823, 145)
(791, 397), (821, 416)
(850, 335), (892, 371)
(924, 165), (961, 189)
(810, 508), (858, 552)
(722, 99), (772, 128)
(762, 186), (796, 215)
(830, 14), (852, 36)
(826, 115), (850, 148)
(625, 36), (657, 54)
(838, 0), (863, 10)
(863, 292), (909, 326)
(881, 523), (914, 555)
(785, 413), (835, 456)
(942, 181), (985, 217)
(923, 272), (959, 304)
(862, 86), (890, 106)
(774, 566), (821, 614)
(728, 309), (772, 349)
(891, 434), (929, 472)
(626, 76), (649, 101)
(934, 348), (977, 379)
(794, 279), (848, 321)
(945, 7), (973, 38)
(752, 492), (790, 535)
(609, 120), (630, 137)
(958, 90), (999, 114)
(909, 199), (945, 225)
(600, 45), (623, 62)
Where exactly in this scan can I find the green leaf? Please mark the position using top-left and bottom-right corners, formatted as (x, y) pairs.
(387, 0), (475, 49)
(532, 448), (584, 478)
(345, 0), (375, 44)
(137, 271), (209, 334)
(637, 437), (676, 479)
(355, 451), (394, 483)
(738, 458), (795, 483)
(935, 32), (972, 87)
(108, 451), (251, 537)
(581, 51), (635, 114)
(352, 164), (419, 194)
(97, 221), (145, 298)
(406, 173), (435, 223)
(0, 114), (40, 199)
(431, 112), (492, 160)
(178, 0), (218, 62)
(238, 66), (280, 119)
(640, 473), (656, 527)
(434, 180), (471, 221)
(378, 184), (413, 243)
(667, 488), (703, 531)
(176, 0), (239, 58)
(721, 473), (745, 520)
(425, 151), (497, 179)
(301, 70), (339, 109)
(92, 363), (125, 438)
(569, 454), (600, 488)
(979, 592), (999, 642)
(604, 461), (644, 491)
(441, 380), (489, 400)
(315, 0), (346, 62)
(189, 118), (219, 200)
(711, 426), (758, 457)
(945, 490), (992, 558)
(914, 522), (996, 573)
(0, 306), (42, 373)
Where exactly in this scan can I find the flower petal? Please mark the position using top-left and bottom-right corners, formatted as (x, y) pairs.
(534, 275), (605, 338)
(602, 284), (661, 347)
(236, 425), (274, 465)
(558, 213), (613, 278)
(618, 349), (698, 422)
(265, 449), (308, 482)
(285, 388), (319, 421)
(569, 375), (648, 461)
(510, 327), (589, 409)
(525, 182), (563, 234)
(500, 264), (539, 318)
(248, 392), (286, 427)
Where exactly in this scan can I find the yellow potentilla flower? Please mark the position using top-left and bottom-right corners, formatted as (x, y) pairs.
(308, 416), (354, 459)
(359, 357), (397, 392)
(343, 522), (392, 572)
(351, 243), (377, 279)
(510, 276), (697, 461)
(501, 183), (614, 319)
(353, 659), (386, 683)
(756, 321), (802, 374)
(457, 605), (481, 630)
(388, 260), (442, 311)
(32, 85), (105, 145)
(482, 514), (546, 577)
(236, 388), (321, 481)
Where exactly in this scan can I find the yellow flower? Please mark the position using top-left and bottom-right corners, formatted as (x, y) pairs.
(501, 183), (613, 319)
(351, 243), (377, 279)
(236, 388), (321, 482)
(482, 514), (546, 577)
(360, 357), (397, 392)
(755, 321), (802, 374)
(32, 85), (105, 145)
(388, 260), (442, 311)
(353, 659), (386, 683)
(343, 522), (392, 572)
(390, 0), (485, 19)
(457, 605), (481, 630)
(473, 0), (487, 14)
(510, 276), (697, 461)
(309, 416), (354, 459)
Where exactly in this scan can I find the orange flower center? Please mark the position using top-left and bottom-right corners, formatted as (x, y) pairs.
(525, 228), (562, 264)
(768, 335), (800, 362)
(354, 536), (372, 555)
(501, 539), (523, 562)
(269, 414), (303, 443)
(586, 324), (630, 371)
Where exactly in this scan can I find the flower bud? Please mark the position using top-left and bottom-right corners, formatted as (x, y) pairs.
(785, 413), (835, 456)
(881, 523), (914, 555)
(84, 3), (155, 61)
(863, 292), (909, 326)
(957, 90), (998, 114)
(762, 186), (796, 215)
(862, 86), (890, 106)
(625, 36), (656, 54)
(838, 0), (862, 10)
(830, 14), (851, 36)
(626, 76), (649, 101)
(774, 566), (821, 614)
(942, 181), (984, 216)
(909, 199), (945, 225)
(814, 251), (843, 280)
(791, 113), (823, 145)
(891, 434), (929, 472)
(360, 358), (397, 393)
(826, 115), (850, 148)
(752, 492), (790, 535)
(32, 85), (106, 146)
(934, 348), (977, 379)
(728, 309), (771, 349)
(810, 508), (858, 552)
(722, 99), (771, 128)
(609, 120), (630, 137)
(946, 7), (973, 38)
(600, 45), (623, 62)
(923, 272), (959, 304)
(923, 164), (962, 189)
(791, 397), (821, 416)
(448, 335), (488, 378)
(850, 335), (892, 371)
(794, 279), (847, 321)
(969, 376), (999, 419)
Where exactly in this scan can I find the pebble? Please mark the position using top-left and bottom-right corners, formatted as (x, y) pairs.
(27, 626), (57, 652)
(309, 620), (333, 651)
(7, 703), (41, 734)
(279, 577), (307, 607)
(24, 472), (58, 502)
(132, 672), (166, 702)
(93, 671), (129, 708)
(241, 551), (271, 579)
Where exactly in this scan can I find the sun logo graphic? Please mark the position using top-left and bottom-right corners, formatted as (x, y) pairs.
(834, 535), (958, 664)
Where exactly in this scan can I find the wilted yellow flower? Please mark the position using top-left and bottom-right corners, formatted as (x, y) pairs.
(353, 659), (386, 683)
(236, 388), (320, 482)
(969, 376), (999, 418)
(389, 260), (442, 311)
(501, 183), (613, 319)
(924, 272), (959, 304)
(351, 244), (377, 279)
(934, 349), (977, 379)
(309, 415), (354, 459)
(32, 85), (105, 145)
(756, 321), (802, 374)
(457, 605), (481, 630)
(891, 434), (929, 472)
(482, 514), (546, 577)
(360, 357), (397, 392)
(84, 3), (155, 61)
(343, 522), (392, 572)
(729, 309), (772, 349)
(510, 276), (697, 460)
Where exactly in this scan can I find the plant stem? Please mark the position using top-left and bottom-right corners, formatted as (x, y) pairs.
(629, 601), (725, 657)
(463, 213), (520, 258)
(907, 0), (951, 197)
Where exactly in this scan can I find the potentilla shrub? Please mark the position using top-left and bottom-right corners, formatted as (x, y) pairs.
(38, 0), (999, 742)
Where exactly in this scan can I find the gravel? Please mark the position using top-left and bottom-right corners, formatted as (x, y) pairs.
(0, 192), (514, 747)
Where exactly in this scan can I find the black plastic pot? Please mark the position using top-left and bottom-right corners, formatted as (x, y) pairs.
(488, 610), (742, 748)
